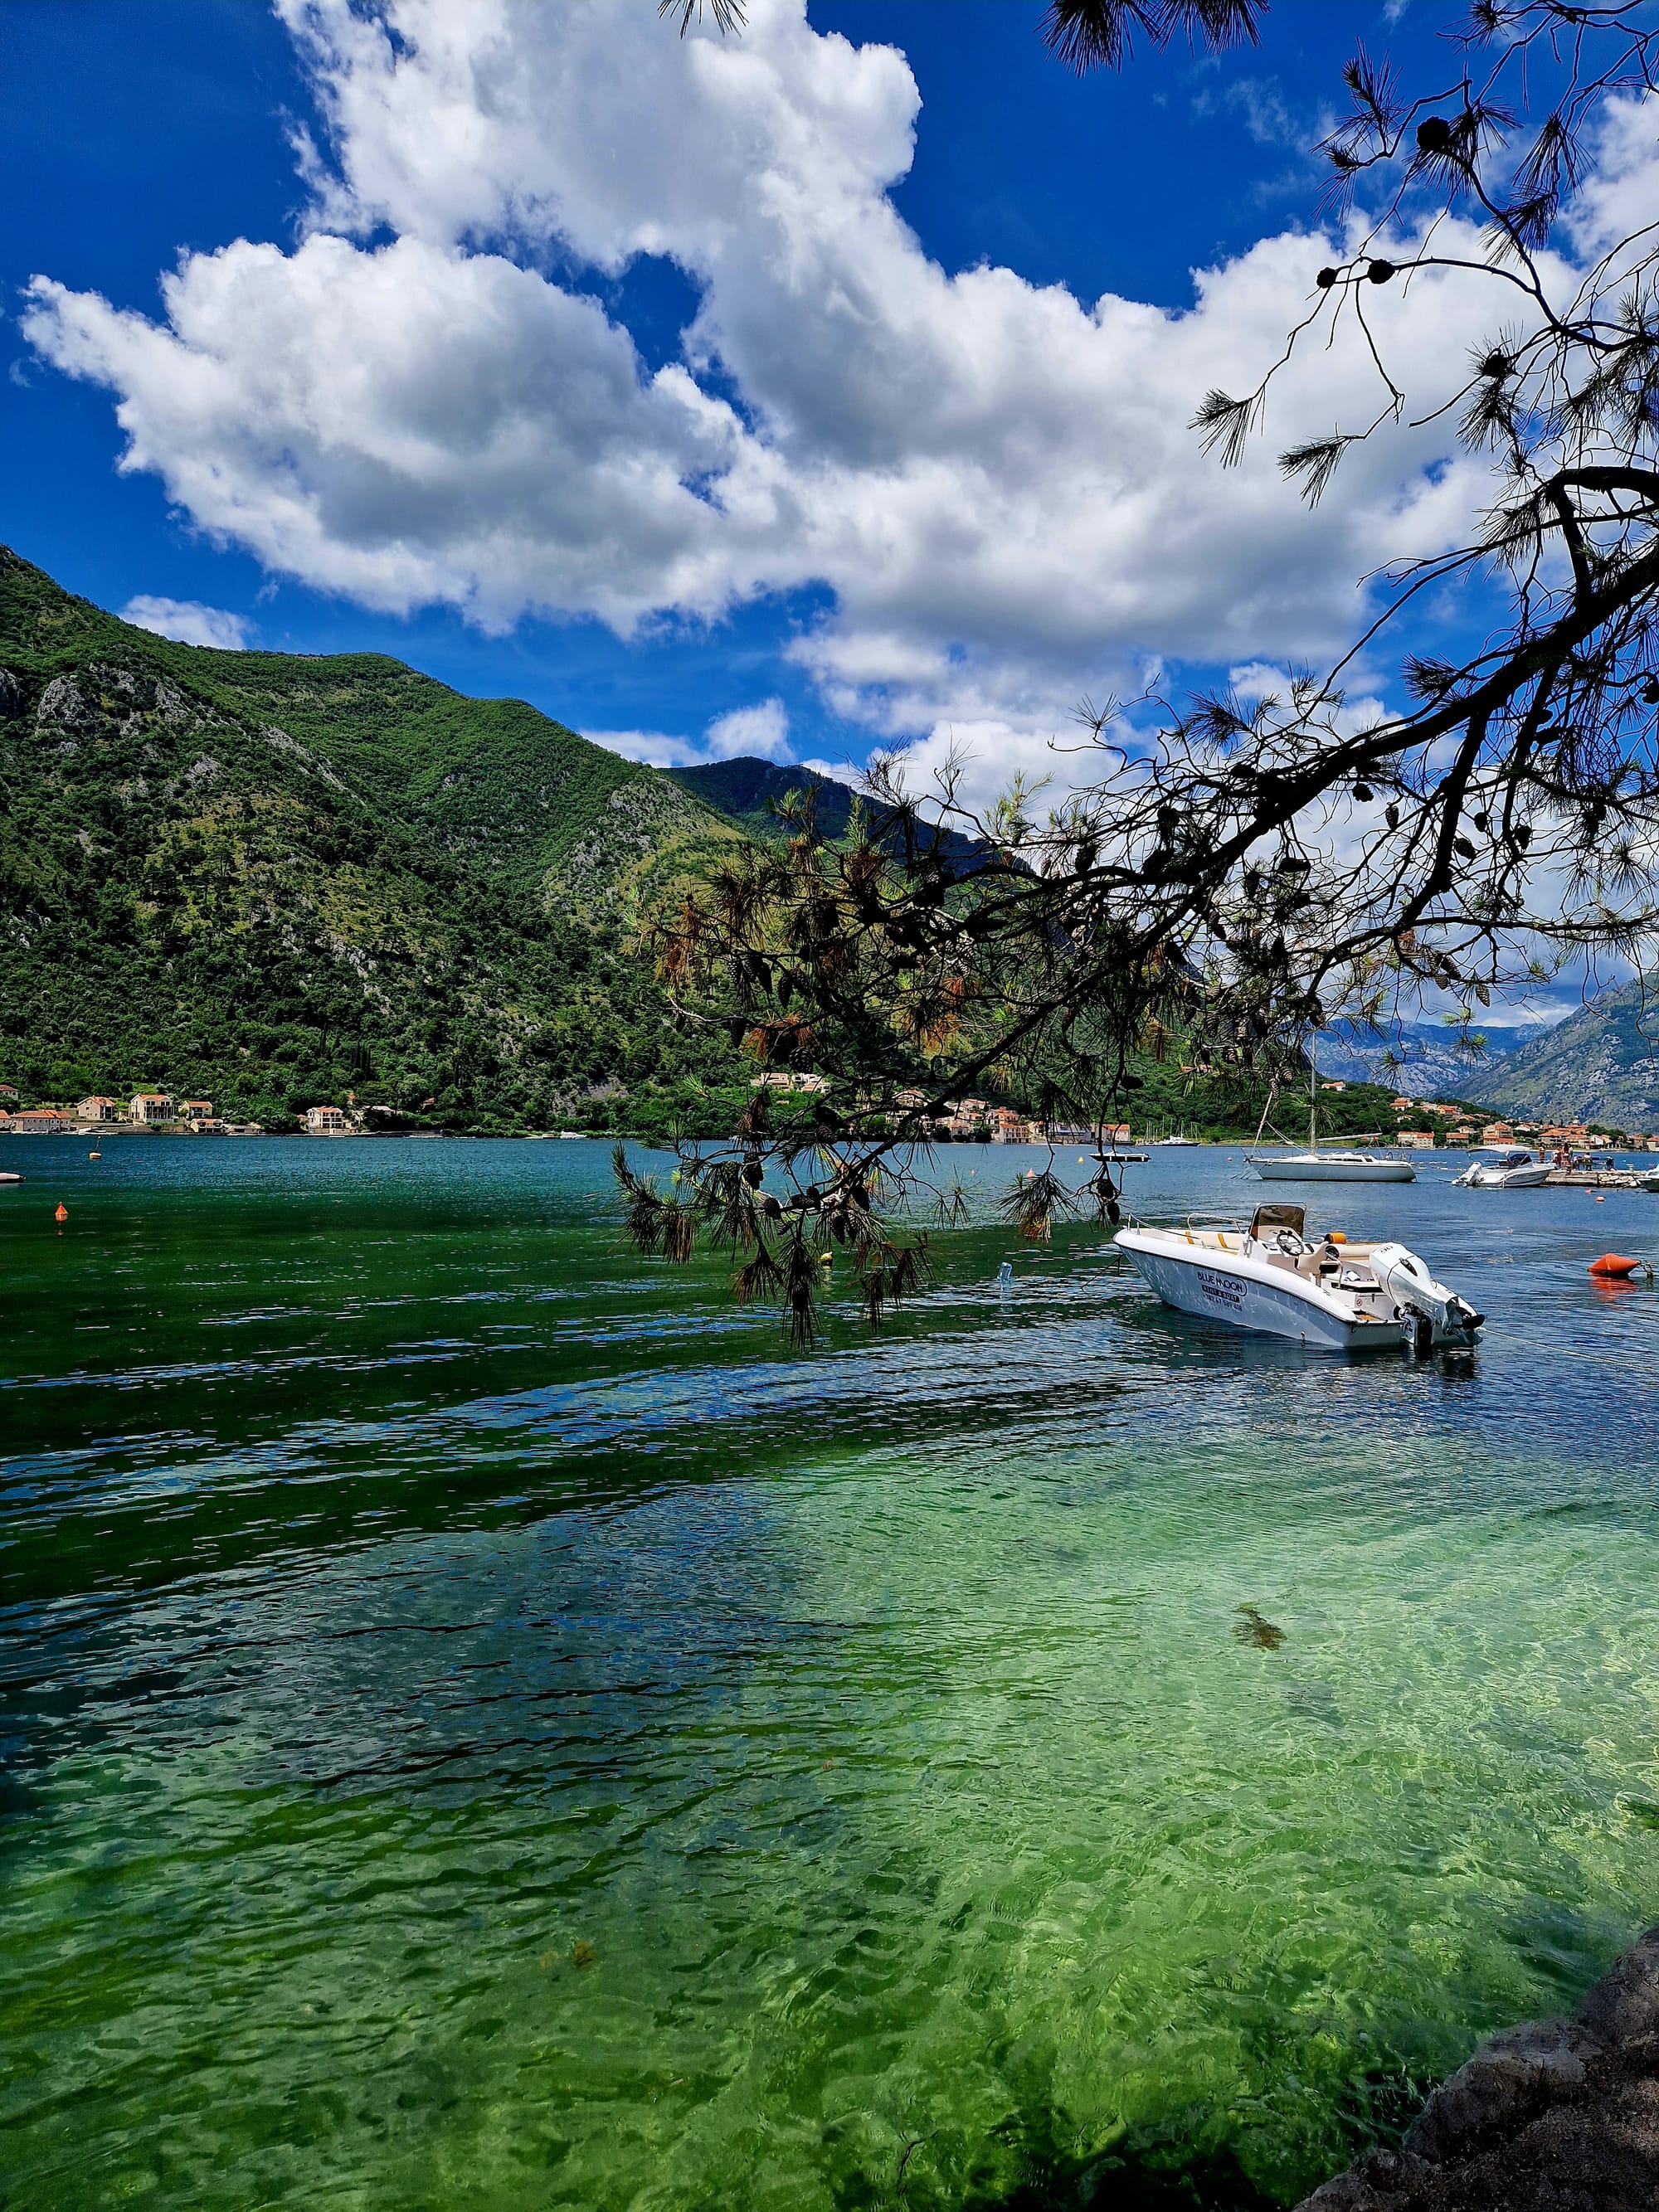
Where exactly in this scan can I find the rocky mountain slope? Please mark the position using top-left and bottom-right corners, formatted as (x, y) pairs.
(1319, 983), (1659, 1129)
(1311, 1022), (1515, 1104)
(1477, 979), (1659, 1127)
(1311, 987), (1659, 1130)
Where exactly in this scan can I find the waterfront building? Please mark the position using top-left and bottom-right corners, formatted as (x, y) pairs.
(305, 1105), (350, 1133)
(78, 1096), (121, 1122)
(130, 1092), (174, 1124)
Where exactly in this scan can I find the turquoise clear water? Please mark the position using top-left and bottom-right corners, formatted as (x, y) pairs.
(2, 1136), (1657, 2210)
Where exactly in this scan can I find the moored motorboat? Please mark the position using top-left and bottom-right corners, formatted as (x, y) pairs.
(1452, 1147), (1553, 1189)
(1115, 1203), (1482, 1352)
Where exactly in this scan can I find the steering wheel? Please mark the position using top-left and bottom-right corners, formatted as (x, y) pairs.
(1273, 1229), (1309, 1257)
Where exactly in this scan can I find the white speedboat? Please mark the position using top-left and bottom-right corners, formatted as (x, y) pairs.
(1115, 1203), (1482, 1352)
(1154, 1131), (1200, 1147)
(1452, 1148), (1553, 1189)
(1250, 1149), (1417, 1183)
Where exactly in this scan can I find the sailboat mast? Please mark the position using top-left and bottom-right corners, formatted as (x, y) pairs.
(1309, 1036), (1316, 1150)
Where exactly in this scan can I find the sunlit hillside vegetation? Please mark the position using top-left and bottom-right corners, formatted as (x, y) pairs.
(0, 547), (1516, 1144)
(0, 547), (753, 1135)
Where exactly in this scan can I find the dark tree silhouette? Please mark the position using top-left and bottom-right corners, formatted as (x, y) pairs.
(627, 0), (1659, 1342)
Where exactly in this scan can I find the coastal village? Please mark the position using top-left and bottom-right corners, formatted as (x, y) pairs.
(1, 1068), (1651, 1153)
(0, 1090), (350, 1136)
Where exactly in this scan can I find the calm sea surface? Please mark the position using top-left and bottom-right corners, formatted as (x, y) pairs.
(2, 1136), (1657, 2210)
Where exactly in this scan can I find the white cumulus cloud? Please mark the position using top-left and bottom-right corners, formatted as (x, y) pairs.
(591, 695), (792, 770)
(120, 596), (253, 649)
(21, 0), (1598, 786)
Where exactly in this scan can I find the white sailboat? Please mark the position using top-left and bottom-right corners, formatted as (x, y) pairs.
(1116, 1203), (1482, 1352)
(1246, 1048), (1416, 1184)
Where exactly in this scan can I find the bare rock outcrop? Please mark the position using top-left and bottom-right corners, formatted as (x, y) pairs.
(1299, 1929), (1659, 2211)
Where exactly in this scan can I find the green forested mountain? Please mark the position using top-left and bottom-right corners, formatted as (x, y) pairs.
(7, 544), (1615, 1144)
(0, 546), (749, 1134)
(668, 756), (862, 841)
(667, 755), (985, 870)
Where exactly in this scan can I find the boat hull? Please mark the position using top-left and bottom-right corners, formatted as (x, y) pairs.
(1118, 1237), (1399, 1350)
(1251, 1156), (1417, 1183)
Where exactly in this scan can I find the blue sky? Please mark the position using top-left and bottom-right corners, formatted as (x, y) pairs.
(3, 0), (1490, 782)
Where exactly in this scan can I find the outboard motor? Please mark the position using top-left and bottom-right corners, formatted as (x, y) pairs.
(1370, 1242), (1484, 1346)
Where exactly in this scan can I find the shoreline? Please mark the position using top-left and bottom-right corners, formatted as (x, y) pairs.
(1299, 1928), (1659, 2209)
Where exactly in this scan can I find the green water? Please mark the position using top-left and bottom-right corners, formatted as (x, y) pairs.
(2, 1138), (1657, 2208)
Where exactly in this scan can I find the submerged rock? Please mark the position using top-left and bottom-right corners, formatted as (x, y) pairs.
(1299, 1928), (1659, 2210)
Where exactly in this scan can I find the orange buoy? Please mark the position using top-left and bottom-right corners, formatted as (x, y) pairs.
(1588, 1252), (1640, 1278)
(54, 1202), (68, 1223)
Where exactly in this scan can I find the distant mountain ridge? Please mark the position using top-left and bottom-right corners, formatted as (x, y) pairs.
(1312, 1021), (1515, 1102)
(1480, 979), (1659, 1126)
(668, 756), (860, 840)
(1316, 983), (1659, 1128)
(667, 755), (987, 869)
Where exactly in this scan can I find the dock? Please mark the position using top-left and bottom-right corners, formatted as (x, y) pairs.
(1545, 1168), (1657, 1189)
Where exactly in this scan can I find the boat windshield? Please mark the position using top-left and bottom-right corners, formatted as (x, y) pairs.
(1249, 1203), (1306, 1239)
